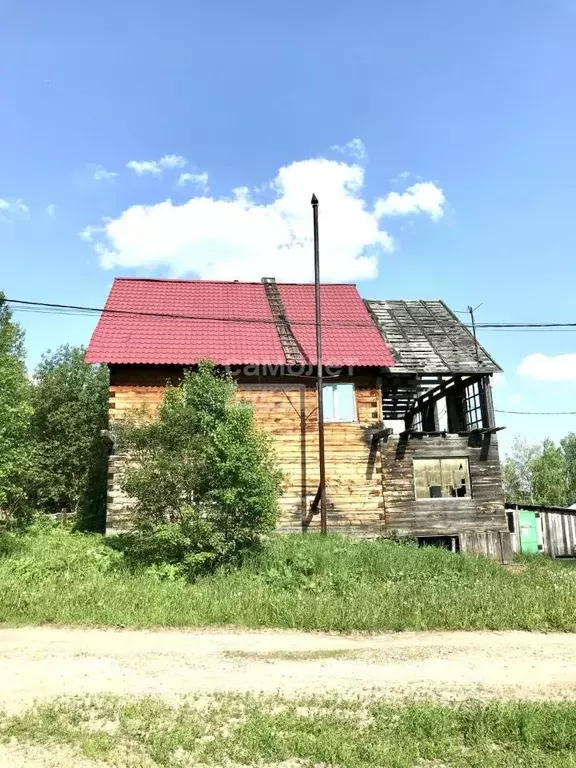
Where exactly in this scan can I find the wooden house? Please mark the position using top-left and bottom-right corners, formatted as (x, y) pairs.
(86, 278), (512, 562)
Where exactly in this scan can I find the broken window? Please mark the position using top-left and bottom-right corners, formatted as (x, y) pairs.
(463, 380), (484, 430)
(413, 457), (471, 500)
(322, 383), (357, 422)
(446, 377), (493, 432)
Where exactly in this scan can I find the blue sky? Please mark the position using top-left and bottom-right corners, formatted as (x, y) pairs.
(1, 0), (575, 454)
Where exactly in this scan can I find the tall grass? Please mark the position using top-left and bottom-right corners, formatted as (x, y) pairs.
(1, 528), (575, 631)
(3, 693), (576, 767)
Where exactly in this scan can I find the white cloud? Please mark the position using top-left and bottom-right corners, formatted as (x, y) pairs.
(126, 154), (187, 176)
(159, 154), (186, 169)
(374, 181), (445, 221)
(126, 160), (162, 176)
(46, 204), (56, 217)
(79, 224), (103, 242)
(93, 166), (118, 182)
(177, 171), (209, 192)
(331, 138), (367, 161)
(85, 146), (445, 282)
(0, 198), (29, 217)
(518, 353), (576, 382)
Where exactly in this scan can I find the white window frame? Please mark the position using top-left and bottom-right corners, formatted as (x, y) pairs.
(413, 457), (472, 500)
(322, 383), (357, 423)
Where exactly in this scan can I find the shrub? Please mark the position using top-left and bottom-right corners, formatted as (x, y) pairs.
(116, 362), (281, 578)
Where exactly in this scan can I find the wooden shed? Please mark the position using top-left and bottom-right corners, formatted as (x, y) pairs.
(507, 503), (576, 557)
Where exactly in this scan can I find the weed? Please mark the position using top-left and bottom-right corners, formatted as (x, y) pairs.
(0, 530), (575, 631)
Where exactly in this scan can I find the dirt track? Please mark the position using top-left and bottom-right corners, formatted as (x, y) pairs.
(1, 626), (576, 714)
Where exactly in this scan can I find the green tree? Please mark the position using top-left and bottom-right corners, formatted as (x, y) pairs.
(30, 345), (109, 529)
(560, 432), (576, 504)
(117, 361), (280, 577)
(0, 293), (33, 519)
(503, 437), (538, 504)
(531, 438), (568, 507)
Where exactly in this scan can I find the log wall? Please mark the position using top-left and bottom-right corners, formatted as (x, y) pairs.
(238, 382), (383, 534)
(106, 366), (384, 534)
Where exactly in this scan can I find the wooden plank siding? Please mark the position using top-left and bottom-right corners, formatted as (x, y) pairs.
(508, 505), (576, 557)
(460, 531), (513, 564)
(541, 509), (576, 557)
(380, 433), (508, 537)
(239, 383), (383, 533)
(106, 366), (384, 534)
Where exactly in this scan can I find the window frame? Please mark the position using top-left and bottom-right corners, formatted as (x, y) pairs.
(463, 380), (485, 431)
(412, 456), (472, 501)
(322, 383), (358, 423)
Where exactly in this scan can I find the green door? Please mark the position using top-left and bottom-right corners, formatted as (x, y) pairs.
(518, 511), (540, 553)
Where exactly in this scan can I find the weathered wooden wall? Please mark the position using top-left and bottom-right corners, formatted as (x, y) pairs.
(380, 433), (508, 537)
(460, 531), (513, 564)
(508, 506), (576, 557)
(106, 366), (384, 534)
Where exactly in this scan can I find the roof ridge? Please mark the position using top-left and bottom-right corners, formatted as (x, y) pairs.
(113, 277), (359, 287)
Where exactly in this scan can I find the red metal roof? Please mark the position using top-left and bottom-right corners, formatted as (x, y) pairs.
(85, 278), (395, 367)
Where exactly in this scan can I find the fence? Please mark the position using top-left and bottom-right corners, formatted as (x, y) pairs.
(507, 504), (576, 557)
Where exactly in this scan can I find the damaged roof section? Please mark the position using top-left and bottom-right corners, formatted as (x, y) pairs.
(366, 299), (502, 375)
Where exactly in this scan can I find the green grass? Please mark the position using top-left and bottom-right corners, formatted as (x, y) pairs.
(1, 528), (576, 631)
(3, 694), (576, 767)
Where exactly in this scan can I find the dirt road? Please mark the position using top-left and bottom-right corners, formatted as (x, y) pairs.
(1, 626), (576, 713)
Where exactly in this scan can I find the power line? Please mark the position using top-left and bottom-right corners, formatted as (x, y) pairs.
(8, 297), (576, 332)
(476, 322), (576, 329)
(6, 298), (375, 329)
(495, 409), (576, 416)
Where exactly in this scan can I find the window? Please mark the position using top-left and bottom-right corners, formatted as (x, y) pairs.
(414, 458), (471, 500)
(322, 383), (356, 422)
(463, 380), (484, 430)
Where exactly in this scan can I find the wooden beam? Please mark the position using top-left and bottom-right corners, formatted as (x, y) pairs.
(405, 373), (480, 425)
(484, 376), (496, 429)
(310, 483), (322, 513)
(401, 303), (452, 369)
(461, 426), (506, 436)
(371, 427), (393, 442)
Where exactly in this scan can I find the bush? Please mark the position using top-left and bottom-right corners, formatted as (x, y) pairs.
(116, 362), (281, 578)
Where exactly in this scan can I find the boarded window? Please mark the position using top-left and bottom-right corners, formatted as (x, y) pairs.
(414, 457), (471, 499)
(322, 383), (356, 422)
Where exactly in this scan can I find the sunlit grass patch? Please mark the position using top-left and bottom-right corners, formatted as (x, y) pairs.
(1, 528), (576, 632)
(3, 693), (576, 767)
